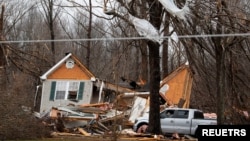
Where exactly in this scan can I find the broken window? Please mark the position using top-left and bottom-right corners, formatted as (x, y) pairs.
(67, 82), (79, 100)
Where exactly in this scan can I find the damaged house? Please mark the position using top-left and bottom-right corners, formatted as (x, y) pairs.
(32, 52), (201, 136)
(33, 53), (135, 119)
(34, 53), (96, 117)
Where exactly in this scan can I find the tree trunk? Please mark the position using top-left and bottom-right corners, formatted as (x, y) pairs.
(48, 0), (55, 63)
(0, 5), (5, 67)
(162, 12), (170, 78)
(146, 0), (162, 134)
(140, 41), (149, 82)
(215, 0), (225, 125)
(215, 46), (226, 125)
(86, 0), (92, 68)
(147, 41), (162, 134)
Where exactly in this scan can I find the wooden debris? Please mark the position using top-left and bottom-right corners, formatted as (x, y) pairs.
(171, 132), (180, 139)
(79, 102), (109, 107)
(78, 128), (91, 136)
(184, 135), (197, 140)
(50, 132), (83, 137)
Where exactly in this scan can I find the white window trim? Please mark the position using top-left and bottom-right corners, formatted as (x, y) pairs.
(54, 81), (80, 100)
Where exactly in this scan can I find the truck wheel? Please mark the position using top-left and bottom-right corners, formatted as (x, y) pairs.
(194, 129), (199, 138)
(136, 124), (148, 133)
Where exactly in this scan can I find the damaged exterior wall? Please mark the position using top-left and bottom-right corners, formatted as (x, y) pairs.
(160, 63), (193, 108)
(40, 80), (93, 114)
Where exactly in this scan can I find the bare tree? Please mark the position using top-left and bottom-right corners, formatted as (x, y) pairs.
(40, 0), (61, 64)
(100, 0), (164, 134)
(0, 5), (6, 68)
(172, 0), (250, 124)
(0, 1), (52, 139)
(145, 0), (162, 134)
(85, 0), (92, 68)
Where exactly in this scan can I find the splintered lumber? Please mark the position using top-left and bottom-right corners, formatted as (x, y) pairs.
(90, 123), (108, 133)
(99, 114), (125, 123)
(76, 107), (107, 114)
(50, 132), (82, 137)
(63, 106), (107, 114)
(93, 128), (105, 134)
(78, 128), (91, 136)
(184, 135), (197, 140)
(79, 103), (109, 107)
(97, 121), (110, 131)
(94, 80), (135, 93)
(120, 92), (150, 98)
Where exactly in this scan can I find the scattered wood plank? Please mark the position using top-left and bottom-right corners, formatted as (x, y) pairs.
(78, 128), (91, 136)
(79, 103), (109, 107)
(50, 131), (83, 137)
(184, 135), (196, 140)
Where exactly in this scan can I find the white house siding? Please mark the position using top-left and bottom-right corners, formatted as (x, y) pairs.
(39, 80), (93, 114)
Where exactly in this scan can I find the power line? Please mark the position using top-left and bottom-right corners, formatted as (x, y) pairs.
(0, 33), (250, 44)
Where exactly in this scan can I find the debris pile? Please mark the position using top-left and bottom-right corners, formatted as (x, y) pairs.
(34, 94), (187, 140)
(32, 63), (200, 140)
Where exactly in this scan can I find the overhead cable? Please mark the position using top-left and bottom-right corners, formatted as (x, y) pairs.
(0, 33), (249, 44)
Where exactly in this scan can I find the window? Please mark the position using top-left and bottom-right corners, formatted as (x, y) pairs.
(68, 82), (79, 100)
(55, 81), (67, 100)
(49, 81), (84, 101)
(194, 111), (204, 119)
(174, 110), (189, 118)
(160, 110), (175, 118)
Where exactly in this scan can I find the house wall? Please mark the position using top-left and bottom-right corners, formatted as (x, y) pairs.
(39, 79), (93, 114)
(162, 67), (193, 108)
(47, 63), (91, 80)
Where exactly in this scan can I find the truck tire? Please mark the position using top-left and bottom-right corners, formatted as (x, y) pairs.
(194, 129), (199, 138)
(136, 123), (148, 133)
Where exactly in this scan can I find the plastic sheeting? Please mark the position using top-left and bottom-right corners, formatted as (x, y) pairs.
(159, 0), (190, 21)
(129, 14), (162, 44)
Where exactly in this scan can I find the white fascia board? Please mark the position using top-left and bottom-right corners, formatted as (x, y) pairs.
(40, 53), (72, 80)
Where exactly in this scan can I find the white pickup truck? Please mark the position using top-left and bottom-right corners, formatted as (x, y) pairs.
(133, 108), (217, 136)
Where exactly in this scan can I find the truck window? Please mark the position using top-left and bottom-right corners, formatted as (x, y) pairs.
(160, 110), (175, 118)
(193, 111), (205, 119)
(173, 110), (189, 118)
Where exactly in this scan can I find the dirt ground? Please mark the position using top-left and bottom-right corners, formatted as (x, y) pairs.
(34, 132), (198, 141)
(39, 136), (197, 141)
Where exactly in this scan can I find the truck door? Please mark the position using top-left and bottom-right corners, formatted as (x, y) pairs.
(172, 110), (191, 135)
(160, 109), (176, 134)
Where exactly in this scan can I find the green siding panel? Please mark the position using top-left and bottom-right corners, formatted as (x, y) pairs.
(78, 82), (84, 100)
(49, 81), (56, 101)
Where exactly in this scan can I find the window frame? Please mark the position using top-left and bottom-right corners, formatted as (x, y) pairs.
(50, 81), (84, 101)
(173, 110), (189, 119)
